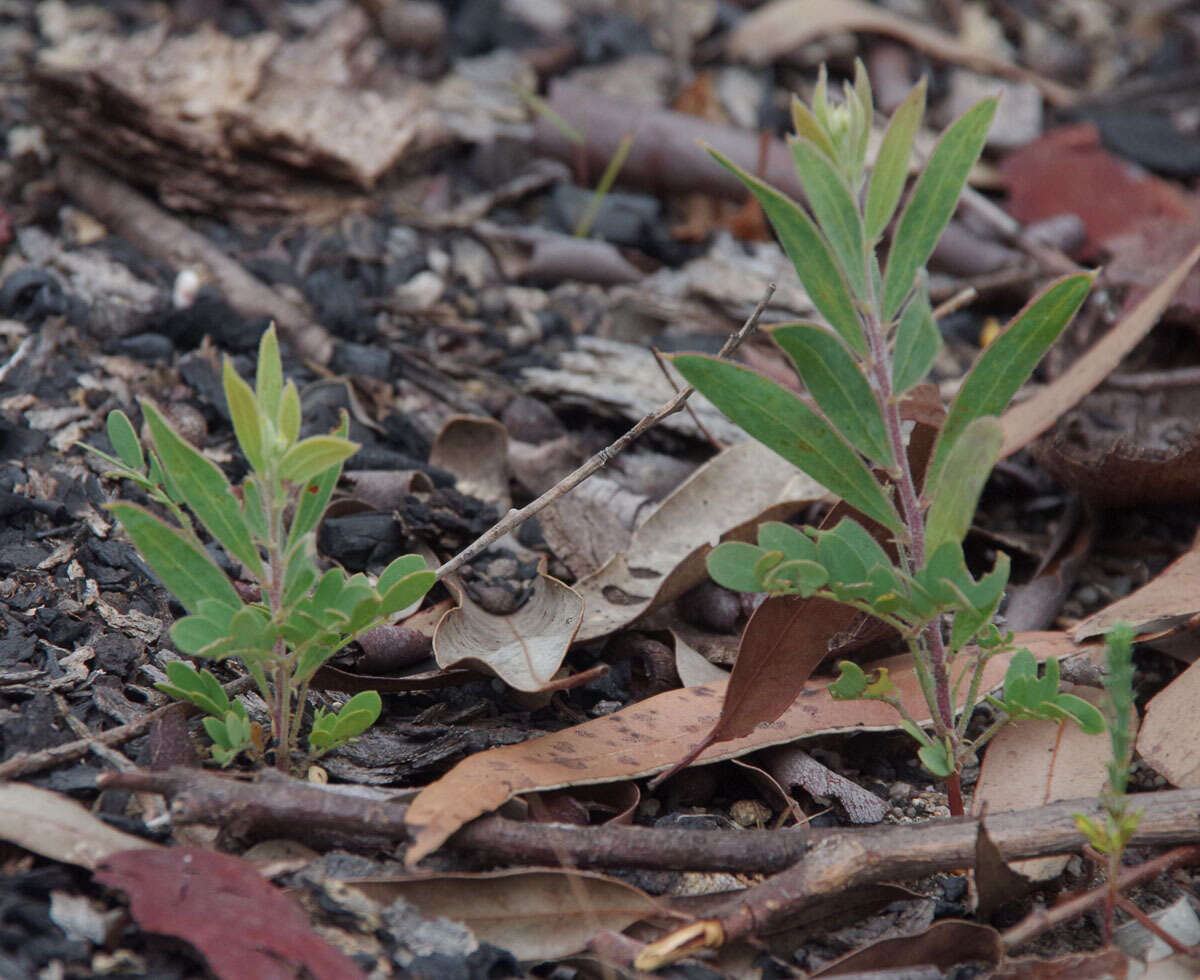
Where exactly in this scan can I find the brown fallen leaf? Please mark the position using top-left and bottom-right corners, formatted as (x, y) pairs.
(573, 438), (827, 642)
(672, 630), (731, 687)
(430, 415), (512, 512)
(972, 684), (1110, 881)
(1071, 547), (1200, 642)
(0, 784), (159, 870)
(727, 0), (1074, 107)
(95, 847), (363, 980)
(1137, 658), (1200, 787)
(974, 820), (1033, 920)
(434, 565), (583, 693)
(404, 632), (1089, 865)
(810, 920), (1003, 976)
(1001, 241), (1200, 458)
(347, 870), (665, 960)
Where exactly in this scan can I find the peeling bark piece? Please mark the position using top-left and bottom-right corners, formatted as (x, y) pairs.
(95, 847), (363, 980)
(404, 632), (1089, 865)
(764, 746), (888, 824)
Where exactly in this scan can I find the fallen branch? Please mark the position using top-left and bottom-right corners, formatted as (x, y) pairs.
(435, 282), (775, 579)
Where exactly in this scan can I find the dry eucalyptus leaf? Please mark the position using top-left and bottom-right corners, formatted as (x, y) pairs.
(429, 416), (511, 512)
(574, 438), (828, 642)
(347, 870), (663, 960)
(0, 784), (158, 870)
(972, 683), (1110, 881)
(405, 632), (1088, 865)
(672, 631), (731, 687)
(1072, 547), (1200, 642)
(1138, 658), (1200, 787)
(434, 567), (583, 692)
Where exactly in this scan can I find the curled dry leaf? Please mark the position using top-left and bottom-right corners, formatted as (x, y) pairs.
(1071, 546), (1200, 642)
(434, 565), (583, 692)
(346, 870), (664, 960)
(764, 745), (888, 824)
(404, 632), (1087, 865)
(95, 847), (363, 980)
(1002, 240), (1200, 460)
(429, 416), (511, 512)
(972, 683), (1110, 881)
(574, 438), (828, 642)
(727, 0), (1074, 107)
(0, 784), (158, 870)
(672, 631), (731, 687)
(809, 920), (1003, 976)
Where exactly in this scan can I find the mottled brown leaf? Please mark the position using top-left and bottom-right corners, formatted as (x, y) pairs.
(812, 920), (1003, 976)
(94, 847), (362, 980)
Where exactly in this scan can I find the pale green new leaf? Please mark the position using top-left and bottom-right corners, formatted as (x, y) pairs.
(706, 541), (764, 593)
(222, 359), (264, 471)
(278, 380), (301, 445)
(106, 410), (144, 471)
(883, 97), (997, 319)
(927, 273), (1093, 490)
(108, 502), (242, 615)
(852, 59), (873, 167)
(256, 325), (283, 421)
(707, 147), (865, 354)
(924, 416), (1003, 555)
(771, 323), (891, 464)
(674, 355), (902, 531)
(280, 435), (357, 486)
(790, 95), (836, 161)
(142, 402), (264, 577)
(865, 78), (926, 242)
(788, 139), (866, 295)
(892, 286), (941, 394)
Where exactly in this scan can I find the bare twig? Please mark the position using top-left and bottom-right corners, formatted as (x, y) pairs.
(435, 283), (776, 579)
(1105, 366), (1200, 392)
(650, 346), (722, 450)
(931, 286), (978, 321)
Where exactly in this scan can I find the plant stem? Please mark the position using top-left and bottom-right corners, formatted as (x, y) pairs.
(263, 475), (291, 773)
(860, 304), (962, 813)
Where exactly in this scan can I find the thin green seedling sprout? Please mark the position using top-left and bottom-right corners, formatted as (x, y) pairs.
(673, 62), (1102, 814)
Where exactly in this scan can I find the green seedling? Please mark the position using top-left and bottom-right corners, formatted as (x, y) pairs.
(85, 326), (436, 770)
(673, 63), (1099, 813)
(1074, 623), (1143, 938)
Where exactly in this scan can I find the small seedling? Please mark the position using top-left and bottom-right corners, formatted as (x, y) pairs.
(1074, 623), (1143, 938)
(674, 63), (1100, 813)
(85, 326), (436, 770)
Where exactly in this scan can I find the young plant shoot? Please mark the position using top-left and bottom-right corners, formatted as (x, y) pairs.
(85, 326), (436, 770)
(673, 64), (1101, 814)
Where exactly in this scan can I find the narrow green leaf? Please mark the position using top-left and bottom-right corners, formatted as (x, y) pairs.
(142, 402), (264, 577)
(790, 96), (837, 161)
(278, 380), (301, 446)
(706, 542), (765, 593)
(222, 359), (264, 471)
(927, 273), (1093, 490)
(280, 435), (357, 487)
(286, 414), (350, 551)
(242, 478), (268, 540)
(109, 503), (242, 615)
(707, 148), (865, 354)
(673, 355), (901, 531)
(106, 411), (144, 471)
(892, 286), (941, 394)
(256, 325), (283, 421)
(865, 78), (926, 242)
(883, 97), (998, 319)
(771, 322), (892, 464)
(283, 560), (318, 608)
(852, 59), (873, 166)
(924, 416), (1003, 555)
(787, 138), (866, 295)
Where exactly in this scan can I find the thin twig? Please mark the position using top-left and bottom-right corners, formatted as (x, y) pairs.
(931, 286), (978, 321)
(436, 283), (776, 579)
(649, 346), (723, 450)
(1105, 366), (1200, 392)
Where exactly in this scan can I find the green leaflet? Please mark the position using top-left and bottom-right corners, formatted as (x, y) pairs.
(757, 521), (817, 562)
(673, 354), (901, 532)
(379, 571), (437, 618)
(882, 98), (998, 320)
(927, 273), (1094, 491)
(108, 503), (242, 615)
(222, 359), (264, 472)
(707, 147), (866, 355)
(865, 78), (926, 242)
(707, 541), (764, 593)
(280, 435), (358, 487)
(141, 401), (263, 577)
(278, 381), (301, 445)
(286, 414), (349, 552)
(771, 322), (892, 465)
(256, 325), (283, 421)
(892, 286), (941, 394)
(790, 95), (837, 161)
(924, 416), (1003, 555)
(788, 137), (866, 296)
(106, 410), (144, 471)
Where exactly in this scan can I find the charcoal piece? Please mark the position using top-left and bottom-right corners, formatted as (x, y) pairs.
(398, 489), (499, 553)
(331, 341), (394, 380)
(148, 289), (264, 353)
(0, 419), (47, 462)
(92, 632), (141, 677)
(176, 350), (230, 421)
(0, 268), (67, 324)
(34, 607), (87, 648)
(1084, 106), (1200, 178)
(544, 184), (682, 263)
(500, 396), (564, 444)
(319, 511), (406, 571)
(380, 411), (432, 462)
(0, 490), (68, 522)
(0, 542), (49, 574)
(350, 446), (454, 484)
(302, 263), (380, 343)
(42, 764), (101, 794)
(0, 692), (68, 757)
(448, 0), (532, 56)
(0, 632), (35, 666)
(573, 12), (654, 63)
(102, 332), (174, 362)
